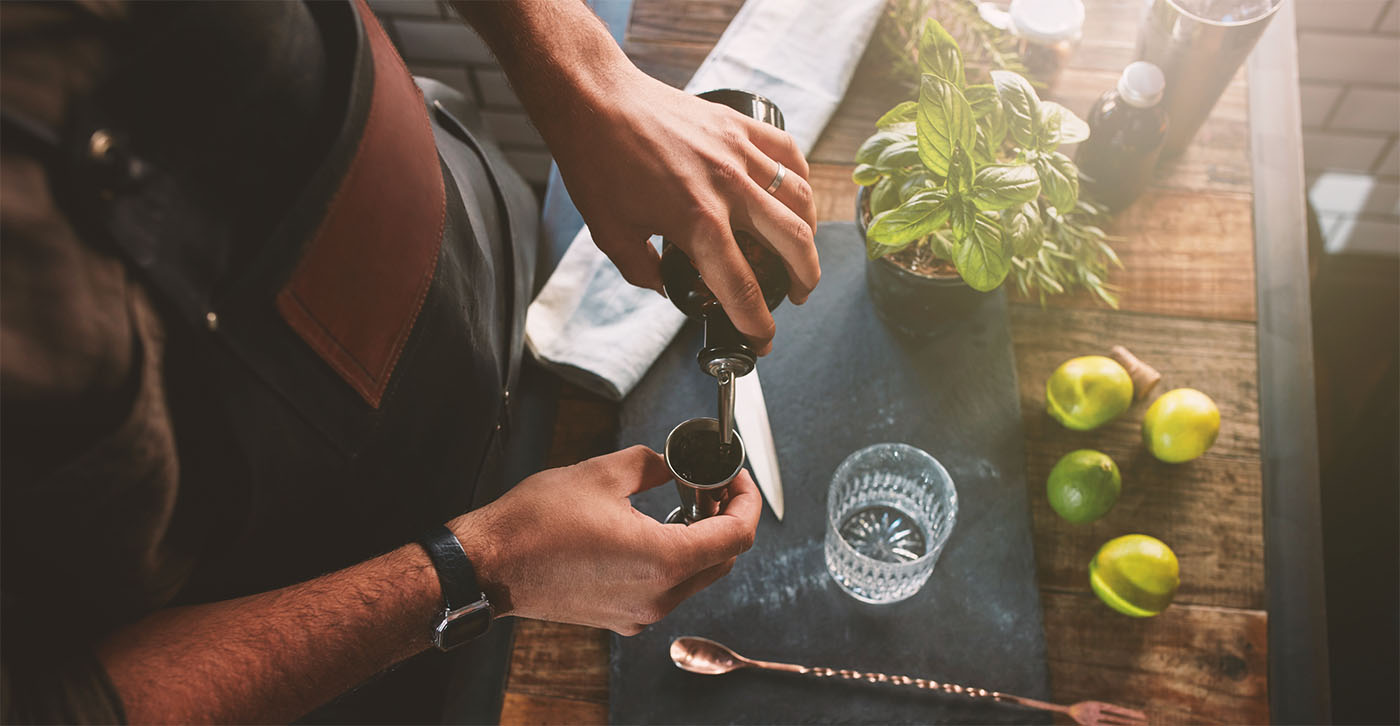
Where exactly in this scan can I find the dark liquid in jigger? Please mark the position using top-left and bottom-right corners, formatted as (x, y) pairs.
(671, 429), (742, 485)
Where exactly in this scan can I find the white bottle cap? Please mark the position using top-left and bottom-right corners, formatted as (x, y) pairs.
(1009, 0), (1086, 44)
(1117, 61), (1166, 108)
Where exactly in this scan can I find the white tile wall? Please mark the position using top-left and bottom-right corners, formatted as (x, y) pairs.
(393, 19), (495, 64)
(1323, 216), (1400, 254)
(1297, 0), (1399, 256)
(1304, 130), (1393, 172)
(1380, 2), (1400, 32)
(1378, 142), (1400, 174)
(1296, 0), (1388, 31)
(1309, 172), (1400, 215)
(1299, 33), (1400, 85)
(1331, 88), (1400, 133)
(1302, 83), (1345, 126)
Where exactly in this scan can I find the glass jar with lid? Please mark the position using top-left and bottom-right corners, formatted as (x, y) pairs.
(980, 0), (1085, 92)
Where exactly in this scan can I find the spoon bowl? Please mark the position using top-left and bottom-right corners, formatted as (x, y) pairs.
(670, 636), (748, 675)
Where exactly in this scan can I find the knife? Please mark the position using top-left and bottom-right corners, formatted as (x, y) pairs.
(735, 369), (784, 521)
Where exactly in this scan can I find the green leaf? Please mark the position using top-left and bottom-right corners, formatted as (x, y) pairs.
(946, 146), (975, 195)
(877, 101), (919, 129)
(991, 70), (1039, 148)
(916, 73), (976, 177)
(1034, 103), (1061, 150)
(867, 189), (950, 248)
(929, 230), (957, 261)
(866, 233), (904, 260)
(898, 171), (933, 202)
(855, 130), (910, 165)
(884, 121), (917, 136)
(972, 163), (1041, 211)
(875, 138), (920, 170)
(972, 128), (996, 165)
(1004, 202), (1044, 257)
(966, 84), (1007, 151)
(947, 196), (978, 242)
(869, 176), (901, 216)
(1032, 151), (1080, 212)
(954, 213), (1011, 291)
(852, 163), (881, 186)
(918, 18), (965, 88)
(1038, 101), (1090, 147)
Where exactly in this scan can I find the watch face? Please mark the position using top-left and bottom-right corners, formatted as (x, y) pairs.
(434, 599), (492, 650)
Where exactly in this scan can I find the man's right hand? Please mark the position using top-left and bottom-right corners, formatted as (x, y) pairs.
(448, 446), (761, 635)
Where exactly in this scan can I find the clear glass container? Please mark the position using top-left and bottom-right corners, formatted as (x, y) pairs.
(824, 443), (958, 604)
(992, 0), (1086, 93)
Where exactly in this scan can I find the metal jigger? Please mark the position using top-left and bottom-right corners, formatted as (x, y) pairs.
(663, 417), (747, 525)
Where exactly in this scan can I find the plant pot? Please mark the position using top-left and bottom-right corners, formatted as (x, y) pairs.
(856, 187), (996, 336)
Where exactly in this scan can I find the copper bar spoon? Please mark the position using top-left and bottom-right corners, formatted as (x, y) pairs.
(669, 636), (1149, 726)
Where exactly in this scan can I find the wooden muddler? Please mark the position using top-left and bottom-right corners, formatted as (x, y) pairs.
(1110, 345), (1162, 401)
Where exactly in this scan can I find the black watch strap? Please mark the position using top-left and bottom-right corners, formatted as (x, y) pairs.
(417, 525), (483, 611)
(418, 525), (493, 650)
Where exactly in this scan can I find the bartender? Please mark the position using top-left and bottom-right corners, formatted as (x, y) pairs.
(0, 0), (819, 721)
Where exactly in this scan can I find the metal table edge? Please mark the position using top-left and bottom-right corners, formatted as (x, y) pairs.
(1246, 3), (1333, 723)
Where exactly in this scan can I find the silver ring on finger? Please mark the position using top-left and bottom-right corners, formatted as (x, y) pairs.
(764, 162), (786, 195)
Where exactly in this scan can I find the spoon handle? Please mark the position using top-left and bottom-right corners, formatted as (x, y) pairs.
(750, 659), (1009, 704)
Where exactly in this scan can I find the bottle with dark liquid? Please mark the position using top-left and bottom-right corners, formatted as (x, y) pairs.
(660, 90), (791, 448)
(1076, 61), (1169, 212)
(658, 89), (790, 525)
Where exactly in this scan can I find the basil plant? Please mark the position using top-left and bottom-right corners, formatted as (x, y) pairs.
(854, 18), (1093, 293)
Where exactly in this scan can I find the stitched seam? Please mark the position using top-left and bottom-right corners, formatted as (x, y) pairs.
(361, 0), (444, 390)
(276, 288), (378, 404)
(279, 289), (375, 379)
(280, 30), (382, 376)
(277, 0), (444, 408)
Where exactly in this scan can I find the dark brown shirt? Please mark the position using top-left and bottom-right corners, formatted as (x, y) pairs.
(2, 3), (327, 720)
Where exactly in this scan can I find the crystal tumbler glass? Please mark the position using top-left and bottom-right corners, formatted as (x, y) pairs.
(824, 443), (958, 604)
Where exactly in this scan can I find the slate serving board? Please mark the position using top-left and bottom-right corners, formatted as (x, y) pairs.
(611, 222), (1049, 724)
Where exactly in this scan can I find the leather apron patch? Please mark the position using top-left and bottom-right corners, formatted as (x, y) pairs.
(276, 0), (444, 408)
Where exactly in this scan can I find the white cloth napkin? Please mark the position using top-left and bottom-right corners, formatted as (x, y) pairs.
(524, 0), (885, 400)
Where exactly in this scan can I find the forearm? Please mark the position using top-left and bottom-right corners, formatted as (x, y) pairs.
(96, 541), (442, 723)
(449, 0), (631, 144)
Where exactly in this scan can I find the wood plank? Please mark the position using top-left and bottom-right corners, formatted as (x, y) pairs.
(500, 692), (607, 725)
(626, 0), (1252, 196)
(545, 384), (621, 468)
(1062, 188), (1257, 322)
(506, 620), (610, 703)
(626, 0), (744, 45)
(1010, 305), (1265, 610)
(504, 596), (1270, 726)
(810, 162), (1258, 322)
(1042, 591), (1269, 725)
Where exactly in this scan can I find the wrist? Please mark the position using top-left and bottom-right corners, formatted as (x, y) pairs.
(445, 508), (511, 616)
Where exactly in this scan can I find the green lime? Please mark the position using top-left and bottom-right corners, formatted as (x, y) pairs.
(1047, 449), (1122, 524)
(1142, 388), (1220, 463)
(1089, 534), (1180, 617)
(1046, 356), (1134, 431)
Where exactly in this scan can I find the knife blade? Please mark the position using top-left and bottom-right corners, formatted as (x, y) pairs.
(735, 369), (783, 521)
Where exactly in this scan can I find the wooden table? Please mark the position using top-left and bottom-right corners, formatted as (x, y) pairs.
(498, 1), (1323, 722)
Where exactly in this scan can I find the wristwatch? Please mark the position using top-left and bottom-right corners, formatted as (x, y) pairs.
(417, 525), (493, 651)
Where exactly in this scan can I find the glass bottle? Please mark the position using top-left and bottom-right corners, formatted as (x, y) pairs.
(1076, 61), (1169, 212)
(658, 90), (789, 525)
